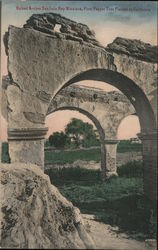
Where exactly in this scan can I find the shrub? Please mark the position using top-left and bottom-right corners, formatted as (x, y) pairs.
(49, 132), (70, 149)
(45, 167), (101, 186)
(117, 160), (143, 178)
(117, 140), (142, 153)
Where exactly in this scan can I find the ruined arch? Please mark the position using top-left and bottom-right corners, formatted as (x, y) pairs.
(46, 84), (137, 177)
(56, 69), (156, 133)
(5, 15), (157, 200)
(49, 69), (156, 199)
(49, 106), (105, 142)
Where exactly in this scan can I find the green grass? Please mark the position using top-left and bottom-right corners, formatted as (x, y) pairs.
(1, 142), (142, 165)
(117, 143), (142, 153)
(45, 147), (101, 165)
(45, 167), (101, 186)
(58, 176), (143, 202)
(45, 166), (156, 239)
(45, 145), (142, 165)
(1, 141), (156, 239)
(44, 141), (142, 165)
(117, 160), (143, 178)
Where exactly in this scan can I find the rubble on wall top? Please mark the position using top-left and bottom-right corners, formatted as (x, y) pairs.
(22, 14), (157, 62)
(23, 13), (102, 47)
(106, 37), (158, 63)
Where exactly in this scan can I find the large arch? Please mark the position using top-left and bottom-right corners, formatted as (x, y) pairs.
(58, 69), (156, 133)
(5, 14), (157, 200)
(54, 70), (156, 200)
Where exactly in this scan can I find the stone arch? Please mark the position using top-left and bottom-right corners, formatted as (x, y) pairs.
(55, 69), (156, 133)
(49, 69), (156, 200)
(47, 106), (107, 178)
(47, 83), (134, 140)
(49, 106), (105, 141)
(6, 20), (157, 200)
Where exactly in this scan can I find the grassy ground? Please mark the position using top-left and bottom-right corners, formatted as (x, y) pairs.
(44, 143), (142, 165)
(45, 164), (156, 240)
(1, 142), (156, 239)
(1, 141), (142, 165)
(117, 141), (142, 153)
(45, 147), (101, 164)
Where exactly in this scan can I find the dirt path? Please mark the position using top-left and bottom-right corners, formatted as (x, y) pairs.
(82, 214), (156, 250)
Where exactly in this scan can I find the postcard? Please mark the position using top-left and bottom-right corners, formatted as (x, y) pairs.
(0, 1), (157, 249)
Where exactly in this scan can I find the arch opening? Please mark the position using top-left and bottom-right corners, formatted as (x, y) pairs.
(45, 107), (105, 175)
(116, 114), (143, 168)
(53, 69), (156, 133)
(47, 69), (157, 201)
(117, 115), (140, 140)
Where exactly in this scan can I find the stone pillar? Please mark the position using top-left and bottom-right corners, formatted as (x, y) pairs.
(138, 130), (157, 202)
(8, 127), (48, 170)
(104, 139), (119, 178)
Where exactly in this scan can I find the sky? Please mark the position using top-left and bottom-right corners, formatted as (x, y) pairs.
(0, 0), (157, 141)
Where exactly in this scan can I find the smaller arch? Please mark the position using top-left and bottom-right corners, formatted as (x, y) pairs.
(46, 106), (107, 177)
(48, 106), (105, 143)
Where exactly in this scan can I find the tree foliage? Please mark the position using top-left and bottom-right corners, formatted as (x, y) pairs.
(49, 131), (70, 149)
(48, 118), (99, 149)
(65, 118), (99, 148)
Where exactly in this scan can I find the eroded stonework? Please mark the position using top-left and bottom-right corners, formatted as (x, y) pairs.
(106, 37), (157, 63)
(23, 13), (102, 47)
(1, 163), (95, 249)
(48, 84), (134, 138)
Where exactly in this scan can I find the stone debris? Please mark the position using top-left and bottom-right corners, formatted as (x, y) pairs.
(1, 163), (95, 249)
(24, 13), (102, 48)
(106, 37), (158, 63)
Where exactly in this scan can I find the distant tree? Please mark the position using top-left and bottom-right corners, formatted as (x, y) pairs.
(65, 118), (99, 148)
(49, 131), (69, 149)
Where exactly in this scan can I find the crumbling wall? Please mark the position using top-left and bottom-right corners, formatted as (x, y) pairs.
(23, 13), (102, 47)
(48, 85), (135, 138)
(106, 37), (157, 118)
(3, 13), (157, 200)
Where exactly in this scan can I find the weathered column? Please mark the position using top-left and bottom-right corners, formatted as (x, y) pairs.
(8, 127), (48, 170)
(138, 130), (157, 202)
(104, 139), (119, 178)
